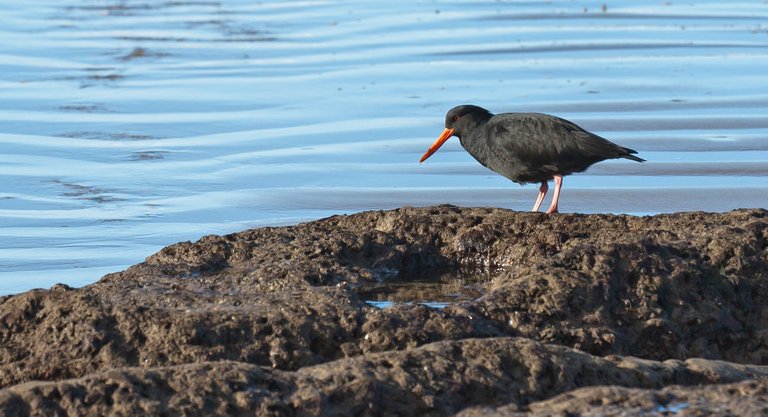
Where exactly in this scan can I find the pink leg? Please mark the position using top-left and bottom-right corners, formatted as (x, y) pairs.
(532, 181), (548, 212)
(545, 175), (563, 214)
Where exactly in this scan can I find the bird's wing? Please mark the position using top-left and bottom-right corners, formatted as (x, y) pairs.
(487, 113), (631, 171)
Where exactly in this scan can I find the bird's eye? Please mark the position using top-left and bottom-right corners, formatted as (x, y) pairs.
(452, 115), (460, 122)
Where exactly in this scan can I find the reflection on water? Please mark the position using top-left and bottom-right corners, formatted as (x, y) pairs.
(357, 270), (487, 309)
(0, 0), (767, 295)
(366, 301), (450, 310)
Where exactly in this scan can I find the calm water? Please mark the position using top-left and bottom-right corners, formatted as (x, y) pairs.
(1, 1), (767, 295)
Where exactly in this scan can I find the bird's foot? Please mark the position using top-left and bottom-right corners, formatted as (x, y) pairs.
(532, 181), (548, 212)
(544, 175), (563, 214)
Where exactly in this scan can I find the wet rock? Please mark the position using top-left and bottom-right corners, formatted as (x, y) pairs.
(460, 378), (768, 416)
(3, 337), (768, 417)
(0, 278), (500, 387)
(1, 206), (767, 415)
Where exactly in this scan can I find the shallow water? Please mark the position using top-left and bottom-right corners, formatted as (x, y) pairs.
(358, 270), (486, 309)
(1, 1), (767, 295)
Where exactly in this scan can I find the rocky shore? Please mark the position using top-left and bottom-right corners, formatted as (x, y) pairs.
(1, 205), (767, 416)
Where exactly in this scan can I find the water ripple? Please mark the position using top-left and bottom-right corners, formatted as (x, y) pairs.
(0, 0), (767, 294)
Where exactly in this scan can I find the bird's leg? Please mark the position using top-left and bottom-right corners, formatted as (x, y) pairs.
(545, 175), (563, 214)
(532, 181), (548, 212)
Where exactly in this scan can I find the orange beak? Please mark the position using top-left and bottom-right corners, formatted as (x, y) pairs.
(419, 128), (455, 163)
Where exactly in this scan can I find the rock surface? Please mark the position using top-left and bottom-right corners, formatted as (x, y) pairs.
(1, 205), (767, 415)
(459, 379), (768, 417)
(3, 338), (768, 417)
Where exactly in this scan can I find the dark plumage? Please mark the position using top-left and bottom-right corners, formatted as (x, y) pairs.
(419, 104), (645, 213)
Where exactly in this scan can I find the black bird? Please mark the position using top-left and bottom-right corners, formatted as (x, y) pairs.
(419, 105), (645, 213)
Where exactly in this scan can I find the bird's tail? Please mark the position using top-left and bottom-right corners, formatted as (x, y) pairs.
(622, 148), (645, 163)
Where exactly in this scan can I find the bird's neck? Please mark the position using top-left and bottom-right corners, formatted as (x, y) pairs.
(458, 123), (492, 165)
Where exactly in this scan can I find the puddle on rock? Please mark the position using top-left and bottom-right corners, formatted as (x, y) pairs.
(357, 270), (489, 310)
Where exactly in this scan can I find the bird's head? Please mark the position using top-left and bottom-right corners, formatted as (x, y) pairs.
(420, 104), (493, 163)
